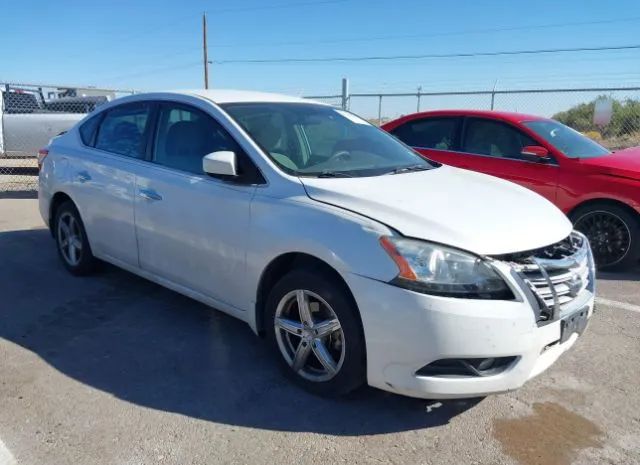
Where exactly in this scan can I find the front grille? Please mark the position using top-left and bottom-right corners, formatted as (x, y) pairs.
(494, 232), (594, 322)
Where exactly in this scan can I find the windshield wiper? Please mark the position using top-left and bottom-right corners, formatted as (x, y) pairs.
(385, 164), (431, 175)
(316, 170), (355, 178)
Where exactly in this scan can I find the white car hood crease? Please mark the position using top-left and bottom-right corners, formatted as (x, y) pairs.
(300, 165), (572, 256)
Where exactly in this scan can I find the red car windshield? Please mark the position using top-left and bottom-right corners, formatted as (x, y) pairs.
(523, 120), (610, 159)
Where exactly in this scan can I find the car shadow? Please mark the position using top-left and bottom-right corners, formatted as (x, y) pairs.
(0, 190), (38, 199)
(597, 266), (640, 282)
(0, 228), (481, 436)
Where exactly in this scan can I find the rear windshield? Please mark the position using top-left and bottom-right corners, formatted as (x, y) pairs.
(523, 120), (610, 159)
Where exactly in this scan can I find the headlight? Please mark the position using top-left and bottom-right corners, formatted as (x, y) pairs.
(380, 236), (513, 299)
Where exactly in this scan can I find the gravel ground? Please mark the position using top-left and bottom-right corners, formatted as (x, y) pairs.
(0, 197), (639, 465)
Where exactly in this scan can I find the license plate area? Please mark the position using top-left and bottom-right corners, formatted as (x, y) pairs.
(560, 307), (589, 344)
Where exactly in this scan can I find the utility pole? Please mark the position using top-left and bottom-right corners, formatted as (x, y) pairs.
(490, 79), (497, 110)
(202, 12), (209, 89)
(341, 78), (349, 110)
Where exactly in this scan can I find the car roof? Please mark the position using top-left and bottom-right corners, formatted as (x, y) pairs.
(388, 109), (550, 125)
(176, 89), (320, 105)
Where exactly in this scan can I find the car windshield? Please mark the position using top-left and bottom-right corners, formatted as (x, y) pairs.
(523, 120), (611, 159)
(221, 102), (435, 177)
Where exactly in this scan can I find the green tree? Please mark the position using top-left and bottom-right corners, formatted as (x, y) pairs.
(553, 96), (640, 137)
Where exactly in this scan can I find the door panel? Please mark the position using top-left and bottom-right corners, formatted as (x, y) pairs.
(67, 149), (144, 266)
(135, 168), (255, 307)
(414, 147), (478, 170)
(486, 158), (558, 203)
(67, 101), (154, 266)
(460, 118), (559, 202)
(134, 101), (258, 309)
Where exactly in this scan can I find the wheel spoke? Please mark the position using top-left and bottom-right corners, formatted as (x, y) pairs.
(275, 317), (304, 336)
(68, 243), (78, 264)
(576, 211), (631, 266)
(313, 318), (341, 338)
(312, 339), (337, 375)
(274, 289), (345, 382)
(68, 217), (77, 234)
(59, 221), (71, 239)
(71, 237), (83, 251)
(291, 340), (312, 372)
(296, 290), (313, 326)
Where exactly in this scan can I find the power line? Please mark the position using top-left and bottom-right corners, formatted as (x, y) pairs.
(213, 44), (640, 64)
(99, 48), (640, 85)
(212, 15), (640, 48)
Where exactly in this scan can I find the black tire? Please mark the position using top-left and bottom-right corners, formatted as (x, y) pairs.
(54, 201), (99, 276)
(265, 268), (366, 397)
(570, 202), (640, 270)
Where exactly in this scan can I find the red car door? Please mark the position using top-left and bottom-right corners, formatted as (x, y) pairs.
(459, 117), (559, 203)
(386, 116), (477, 167)
(387, 115), (559, 203)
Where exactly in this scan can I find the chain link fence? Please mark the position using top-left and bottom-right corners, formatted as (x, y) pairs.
(306, 85), (640, 150)
(0, 83), (135, 192)
(3, 81), (640, 193)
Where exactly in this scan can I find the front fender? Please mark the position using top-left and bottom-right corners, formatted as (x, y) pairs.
(243, 194), (399, 315)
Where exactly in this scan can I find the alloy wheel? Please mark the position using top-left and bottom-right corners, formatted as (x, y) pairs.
(57, 212), (83, 267)
(574, 210), (631, 267)
(274, 289), (346, 382)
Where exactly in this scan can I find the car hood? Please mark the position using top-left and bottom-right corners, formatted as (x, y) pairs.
(578, 146), (640, 180)
(300, 165), (572, 256)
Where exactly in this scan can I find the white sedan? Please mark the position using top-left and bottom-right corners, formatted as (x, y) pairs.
(38, 90), (595, 399)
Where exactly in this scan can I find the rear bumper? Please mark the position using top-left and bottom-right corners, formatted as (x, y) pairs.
(345, 272), (594, 399)
(38, 174), (51, 229)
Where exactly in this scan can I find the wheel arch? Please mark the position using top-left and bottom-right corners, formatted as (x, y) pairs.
(568, 197), (640, 223)
(254, 252), (361, 336)
(48, 191), (75, 237)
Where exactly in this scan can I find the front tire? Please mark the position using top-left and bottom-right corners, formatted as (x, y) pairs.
(54, 201), (98, 276)
(265, 269), (366, 397)
(571, 203), (640, 270)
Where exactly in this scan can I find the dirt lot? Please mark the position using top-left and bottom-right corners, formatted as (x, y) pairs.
(0, 196), (639, 465)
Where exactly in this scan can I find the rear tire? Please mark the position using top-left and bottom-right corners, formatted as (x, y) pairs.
(571, 202), (640, 270)
(265, 268), (366, 397)
(54, 201), (99, 276)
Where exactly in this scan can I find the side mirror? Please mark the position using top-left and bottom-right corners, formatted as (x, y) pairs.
(520, 145), (550, 162)
(203, 151), (237, 177)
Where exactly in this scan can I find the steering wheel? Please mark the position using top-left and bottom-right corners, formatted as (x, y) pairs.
(326, 150), (351, 163)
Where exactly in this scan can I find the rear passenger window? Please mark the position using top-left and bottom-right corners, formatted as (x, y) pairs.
(391, 117), (460, 150)
(153, 104), (239, 174)
(95, 103), (151, 158)
(79, 114), (102, 146)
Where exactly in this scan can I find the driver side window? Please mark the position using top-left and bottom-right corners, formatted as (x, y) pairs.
(153, 104), (239, 175)
(463, 118), (536, 159)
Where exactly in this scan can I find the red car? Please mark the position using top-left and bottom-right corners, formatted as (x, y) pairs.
(382, 110), (640, 269)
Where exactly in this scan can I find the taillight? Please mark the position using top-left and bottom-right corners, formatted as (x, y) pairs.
(37, 148), (49, 171)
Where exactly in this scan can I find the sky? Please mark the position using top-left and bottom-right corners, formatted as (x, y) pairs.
(2, 0), (640, 118)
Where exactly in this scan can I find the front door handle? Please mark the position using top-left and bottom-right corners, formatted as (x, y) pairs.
(76, 171), (92, 183)
(138, 188), (163, 201)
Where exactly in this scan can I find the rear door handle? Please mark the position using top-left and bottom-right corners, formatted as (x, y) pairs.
(76, 171), (92, 183)
(138, 188), (163, 201)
